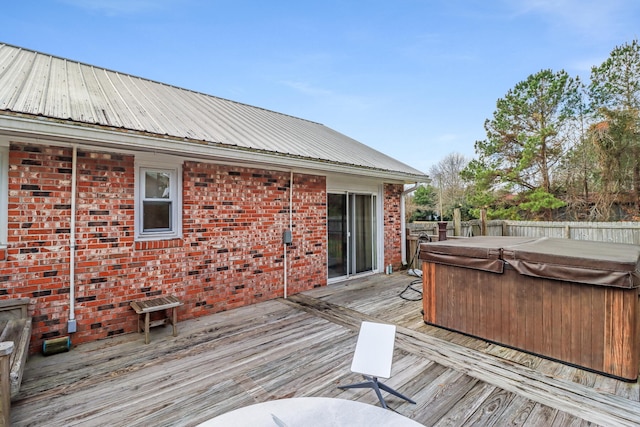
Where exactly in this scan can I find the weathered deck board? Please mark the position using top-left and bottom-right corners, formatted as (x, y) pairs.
(287, 292), (640, 426)
(318, 274), (640, 397)
(431, 381), (497, 426)
(10, 272), (638, 426)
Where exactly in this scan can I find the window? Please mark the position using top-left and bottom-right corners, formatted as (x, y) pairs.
(136, 161), (182, 240)
(0, 145), (7, 246)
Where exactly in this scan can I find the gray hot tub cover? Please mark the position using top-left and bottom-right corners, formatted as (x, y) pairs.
(419, 236), (640, 288)
(418, 236), (537, 273)
(502, 237), (640, 288)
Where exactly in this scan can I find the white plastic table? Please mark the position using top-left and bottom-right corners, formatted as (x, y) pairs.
(196, 397), (422, 426)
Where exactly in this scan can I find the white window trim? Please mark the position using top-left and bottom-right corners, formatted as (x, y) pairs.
(0, 144), (7, 246)
(134, 156), (183, 241)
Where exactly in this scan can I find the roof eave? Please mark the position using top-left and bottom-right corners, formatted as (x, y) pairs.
(0, 113), (429, 184)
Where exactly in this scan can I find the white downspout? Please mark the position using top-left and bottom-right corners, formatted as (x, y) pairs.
(284, 171), (293, 299)
(283, 245), (287, 298)
(68, 145), (78, 333)
(401, 183), (419, 266)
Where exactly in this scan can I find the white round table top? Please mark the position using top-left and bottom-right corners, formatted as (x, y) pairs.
(197, 397), (422, 427)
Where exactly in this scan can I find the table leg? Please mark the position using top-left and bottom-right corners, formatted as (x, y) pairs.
(172, 307), (178, 337)
(144, 312), (150, 344)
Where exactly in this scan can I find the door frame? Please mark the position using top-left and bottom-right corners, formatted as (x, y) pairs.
(326, 175), (384, 283)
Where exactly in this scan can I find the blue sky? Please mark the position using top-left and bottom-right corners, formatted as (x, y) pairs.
(2, 1), (639, 174)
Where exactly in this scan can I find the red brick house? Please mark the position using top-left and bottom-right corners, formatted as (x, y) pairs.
(0, 43), (428, 354)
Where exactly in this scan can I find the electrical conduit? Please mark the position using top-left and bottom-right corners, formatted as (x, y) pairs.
(284, 171), (293, 299)
(68, 145), (78, 333)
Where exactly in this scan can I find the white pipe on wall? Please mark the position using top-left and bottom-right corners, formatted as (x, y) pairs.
(289, 171), (293, 231)
(401, 183), (419, 266)
(283, 243), (287, 299)
(68, 145), (78, 333)
(284, 171), (294, 299)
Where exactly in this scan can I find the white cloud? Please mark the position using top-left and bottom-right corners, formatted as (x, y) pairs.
(58, 0), (178, 15)
(569, 57), (604, 74)
(436, 133), (461, 143)
(279, 80), (374, 111)
(506, 0), (634, 38)
(400, 32), (477, 66)
(280, 81), (334, 98)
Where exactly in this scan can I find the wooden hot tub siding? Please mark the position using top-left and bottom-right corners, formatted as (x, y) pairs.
(422, 262), (640, 381)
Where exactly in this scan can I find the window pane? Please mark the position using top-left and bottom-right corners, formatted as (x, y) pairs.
(143, 201), (172, 231)
(145, 171), (170, 199)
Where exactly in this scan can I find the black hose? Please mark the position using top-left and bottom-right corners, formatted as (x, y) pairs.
(399, 233), (430, 301)
(399, 278), (423, 301)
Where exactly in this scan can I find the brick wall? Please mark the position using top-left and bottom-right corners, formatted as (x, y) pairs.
(4, 144), (75, 351)
(384, 183), (404, 269)
(1, 143), (328, 353)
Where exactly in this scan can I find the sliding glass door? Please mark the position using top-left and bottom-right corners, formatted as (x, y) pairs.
(328, 193), (377, 279)
(328, 194), (348, 278)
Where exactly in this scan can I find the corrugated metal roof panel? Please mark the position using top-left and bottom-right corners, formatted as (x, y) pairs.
(0, 43), (427, 179)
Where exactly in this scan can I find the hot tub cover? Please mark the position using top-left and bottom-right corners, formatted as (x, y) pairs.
(502, 237), (640, 288)
(418, 236), (537, 273)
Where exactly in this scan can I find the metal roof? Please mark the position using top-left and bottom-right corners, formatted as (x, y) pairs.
(0, 43), (428, 181)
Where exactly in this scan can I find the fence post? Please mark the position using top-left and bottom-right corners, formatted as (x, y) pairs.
(437, 222), (448, 241)
(0, 341), (14, 427)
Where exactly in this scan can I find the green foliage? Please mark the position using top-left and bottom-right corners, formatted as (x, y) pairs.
(518, 188), (566, 213)
(588, 39), (640, 217)
(454, 200), (476, 221)
(462, 69), (582, 219)
(458, 39), (640, 221)
(413, 184), (437, 206)
(406, 184), (439, 222)
(409, 208), (438, 222)
(465, 189), (521, 220)
(589, 39), (640, 112)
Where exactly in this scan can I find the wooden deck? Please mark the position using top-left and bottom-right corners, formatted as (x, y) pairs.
(11, 273), (640, 426)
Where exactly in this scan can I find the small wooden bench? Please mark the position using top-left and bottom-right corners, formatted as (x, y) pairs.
(130, 296), (183, 344)
(0, 297), (31, 426)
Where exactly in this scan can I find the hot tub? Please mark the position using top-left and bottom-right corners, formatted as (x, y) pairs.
(419, 236), (640, 381)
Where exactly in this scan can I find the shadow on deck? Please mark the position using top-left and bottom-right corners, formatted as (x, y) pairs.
(11, 272), (640, 426)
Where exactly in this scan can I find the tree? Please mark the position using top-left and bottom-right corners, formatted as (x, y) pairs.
(554, 87), (598, 220)
(589, 39), (640, 216)
(406, 184), (438, 222)
(429, 152), (470, 220)
(413, 184), (437, 206)
(462, 69), (582, 219)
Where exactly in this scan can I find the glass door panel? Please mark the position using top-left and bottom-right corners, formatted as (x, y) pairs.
(353, 194), (374, 273)
(328, 194), (347, 279)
